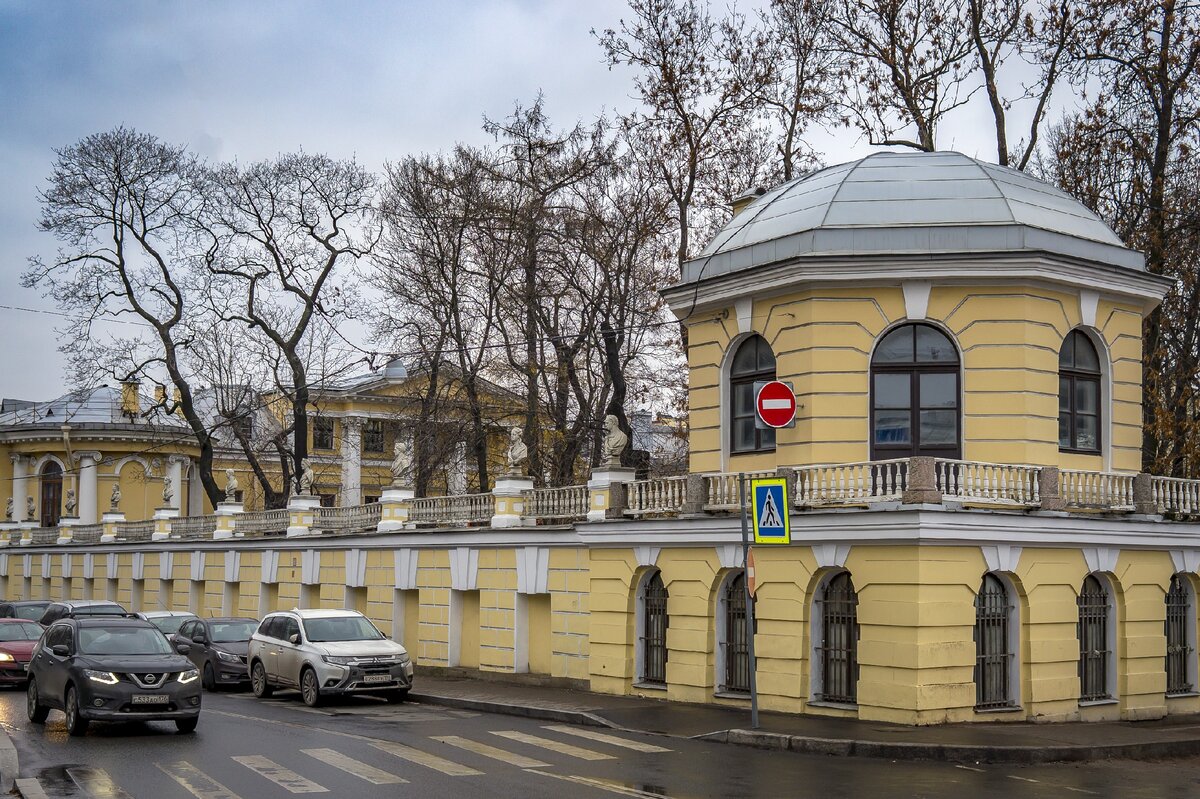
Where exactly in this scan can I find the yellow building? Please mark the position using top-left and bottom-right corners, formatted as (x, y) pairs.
(10, 151), (1200, 727)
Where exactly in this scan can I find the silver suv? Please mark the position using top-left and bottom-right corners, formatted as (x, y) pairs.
(248, 609), (413, 707)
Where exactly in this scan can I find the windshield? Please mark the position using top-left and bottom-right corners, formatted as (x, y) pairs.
(78, 627), (173, 655)
(150, 616), (194, 635)
(14, 605), (47, 621)
(74, 605), (125, 617)
(210, 621), (257, 643)
(0, 622), (43, 642)
(302, 616), (384, 643)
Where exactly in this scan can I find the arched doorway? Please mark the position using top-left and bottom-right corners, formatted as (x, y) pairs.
(39, 461), (62, 527)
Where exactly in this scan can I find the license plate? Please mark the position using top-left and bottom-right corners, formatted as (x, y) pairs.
(362, 674), (391, 684)
(131, 694), (169, 704)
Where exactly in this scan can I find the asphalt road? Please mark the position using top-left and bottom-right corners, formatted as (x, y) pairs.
(1, 685), (1199, 799)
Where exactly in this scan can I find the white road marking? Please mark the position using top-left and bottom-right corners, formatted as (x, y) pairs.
(1064, 788), (1099, 795)
(300, 748), (407, 785)
(157, 762), (245, 799)
(1007, 775), (1039, 783)
(67, 767), (136, 799)
(954, 765), (985, 773)
(542, 725), (673, 753)
(433, 735), (551, 768)
(491, 730), (616, 760)
(13, 779), (50, 799)
(534, 770), (673, 799)
(232, 755), (327, 793)
(371, 740), (484, 776)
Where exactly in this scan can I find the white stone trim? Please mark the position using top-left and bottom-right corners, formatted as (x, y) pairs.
(982, 545), (1023, 574)
(1170, 549), (1200, 574)
(159, 551), (174, 582)
(189, 551), (205, 583)
(716, 544), (743, 569)
(62, 554), (72, 581)
(261, 550), (280, 584)
(394, 549), (418, 591)
(1083, 546), (1119, 575)
(132, 552), (145, 581)
(734, 297), (753, 334)
(40, 553), (51, 580)
(516, 546), (549, 595)
(634, 546), (661, 568)
(301, 550), (320, 585)
(345, 548), (367, 589)
(224, 550), (241, 583)
(902, 281), (932, 320)
(1079, 289), (1100, 327)
(449, 547), (479, 592)
(813, 544), (851, 569)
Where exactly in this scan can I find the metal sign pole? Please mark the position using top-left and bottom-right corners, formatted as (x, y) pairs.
(739, 473), (759, 729)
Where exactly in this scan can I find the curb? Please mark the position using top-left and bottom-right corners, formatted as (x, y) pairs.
(408, 691), (617, 729)
(0, 725), (18, 795)
(698, 727), (1200, 764)
(14, 778), (48, 799)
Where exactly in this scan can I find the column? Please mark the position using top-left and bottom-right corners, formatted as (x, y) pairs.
(75, 452), (100, 524)
(10, 455), (28, 522)
(167, 455), (187, 510)
(339, 416), (363, 507)
(448, 441), (467, 495)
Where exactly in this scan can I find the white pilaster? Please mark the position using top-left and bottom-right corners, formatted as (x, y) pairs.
(75, 452), (100, 524)
(448, 440), (468, 495)
(340, 416), (363, 507)
(10, 455), (28, 522)
(167, 455), (187, 511)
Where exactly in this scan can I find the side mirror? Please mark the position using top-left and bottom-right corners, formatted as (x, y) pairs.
(288, 633), (301, 645)
(50, 644), (69, 657)
(192, 632), (207, 644)
(176, 643), (191, 655)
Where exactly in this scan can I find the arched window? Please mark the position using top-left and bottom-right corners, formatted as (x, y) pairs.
(638, 571), (669, 685)
(1059, 330), (1101, 452)
(1166, 574), (1195, 696)
(814, 572), (858, 704)
(718, 572), (750, 693)
(39, 461), (62, 528)
(870, 323), (960, 460)
(975, 574), (1016, 709)
(729, 335), (776, 454)
(1078, 575), (1112, 701)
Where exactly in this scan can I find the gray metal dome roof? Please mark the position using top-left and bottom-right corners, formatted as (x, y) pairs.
(684, 151), (1143, 283)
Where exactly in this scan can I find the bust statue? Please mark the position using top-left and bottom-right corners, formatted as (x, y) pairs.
(300, 458), (315, 495)
(162, 474), (174, 507)
(506, 426), (528, 475)
(390, 440), (413, 487)
(64, 488), (77, 516)
(224, 468), (238, 503)
(109, 484), (120, 512)
(603, 413), (628, 466)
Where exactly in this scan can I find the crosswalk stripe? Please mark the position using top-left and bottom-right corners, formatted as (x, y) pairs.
(432, 735), (551, 769)
(232, 756), (327, 793)
(67, 767), (136, 799)
(491, 730), (616, 761)
(158, 762), (245, 799)
(300, 748), (408, 785)
(371, 740), (484, 776)
(541, 725), (673, 753)
(13, 779), (50, 799)
(534, 770), (674, 799)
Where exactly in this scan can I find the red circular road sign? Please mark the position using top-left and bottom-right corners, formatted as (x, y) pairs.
(756, 381), (797, 428)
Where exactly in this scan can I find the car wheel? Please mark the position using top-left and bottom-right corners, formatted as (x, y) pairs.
(175, 716), (198, 734)
(26, 678), (48, 723)
(250, 661), (273, 698)
(383, 689), (409, 704)
(65, 686), (89, 737)
(202, 663), (217, 692)
(300, 667), (322, 708)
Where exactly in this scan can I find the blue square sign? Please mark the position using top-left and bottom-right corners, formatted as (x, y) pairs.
(751, 478), (790, 545)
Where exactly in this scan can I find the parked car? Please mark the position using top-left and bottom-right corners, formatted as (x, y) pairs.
(174, 617), (257, 690)
(133, 611), (198, 643)
(26, 617), (201, 735)
(39, 600), (128, 627)
(248, 609), (413, 707)
(0, 619), (46, 686)
(0, 601), (51, 622)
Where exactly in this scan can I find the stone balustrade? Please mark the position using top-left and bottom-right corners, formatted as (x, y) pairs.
(935, 459), (1042, 507)
(795, 459), (909, 507)
(115, 520), (155, 541)
(171, 515), (218, 539)
(69, 524), (104, 544)
(410, 493), (493, 526)
(1153, 476), (1200, 517)
(315, 503), (383, 534)
(1061, 469), (1136, 510)
(523, 485), (589, 523)
(236, 509), (290, 537)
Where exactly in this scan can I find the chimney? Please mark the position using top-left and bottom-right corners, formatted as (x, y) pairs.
(731, 186), (768, 218)
(154, 385), (167, 406)
(173, 387), (185, 417)
(120, 380), (141, 416)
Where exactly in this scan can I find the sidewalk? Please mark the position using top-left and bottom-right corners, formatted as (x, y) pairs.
(409, 674), (1200, 764)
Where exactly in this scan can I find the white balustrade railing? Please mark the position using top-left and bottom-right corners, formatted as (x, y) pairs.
(936, 460), (1041, 506)
(410, 494), (493, 526)
(1153, 476), (1200, 516)
(524, 485), (589, 522)
(315, 503), (383, 533)
(70, 524), (104, 544)
(172, 515), (217, 539)
(236, 509), (289, 536)
(31, 527), (58, 544)
(625, 476), (688, 517)
(1061, 470), (1135, 510)
(703, 471), (775, 511)
(6, 530), (21, 545)
(116, 520), (155, 540)
(796, 459), (909, 506)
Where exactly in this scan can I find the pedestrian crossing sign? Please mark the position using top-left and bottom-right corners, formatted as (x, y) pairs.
(751, 477), (790, 544)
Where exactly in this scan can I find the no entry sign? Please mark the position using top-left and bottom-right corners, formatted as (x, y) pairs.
(755, 380), (797, 428)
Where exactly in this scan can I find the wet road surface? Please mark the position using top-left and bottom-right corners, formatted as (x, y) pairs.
(0, 685), (1199, 798)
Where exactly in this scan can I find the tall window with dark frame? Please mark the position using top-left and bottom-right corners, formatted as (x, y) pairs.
(1077, 575), (1111, 701)
(1166, 574), (1193, 696)
(312, 417), (334, 451)
(975, 574), (1015, 709)
(816, 572), (859, 704)
(870, 323), (960, 460)
(39, 461), (63, 528)
(729, 335), (777, 454)
(363, 420), (385, 454)
(722, 572), (750, 693)
(640, 571), (669, 685)
(1059, 331), (1101, 452)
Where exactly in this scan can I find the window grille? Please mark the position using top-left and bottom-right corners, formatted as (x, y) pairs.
(1077, 575), (1111, 701)
(817, 572), (858, 704)
(313, 418), (334, 450)
(640, 572), (669, 684)
(363, 420), (385, 453)
(975, 574), (1014, 709)
(1166, 574), (1193, 696)
(723, 573), (750, 693)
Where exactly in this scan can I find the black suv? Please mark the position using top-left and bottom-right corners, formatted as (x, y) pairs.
(174, 617), (258, 690)
(0, 601), (51, 622)
(38, 600), (128, 627)
(27, 617), (201, 735)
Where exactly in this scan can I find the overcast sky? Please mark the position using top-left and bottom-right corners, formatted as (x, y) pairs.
(0, 0), (1029, 401)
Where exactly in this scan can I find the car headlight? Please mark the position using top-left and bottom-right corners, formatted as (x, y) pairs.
(0, 652), (13, 663)
(323, 655), (354, 665)
(397, 653), (411, 665)
(84, 669), (119, 685)
(177, 669), (200, 684)
(215, 650), (241, 663)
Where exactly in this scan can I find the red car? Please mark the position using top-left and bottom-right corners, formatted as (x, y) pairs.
(0, 619), (44, 686)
